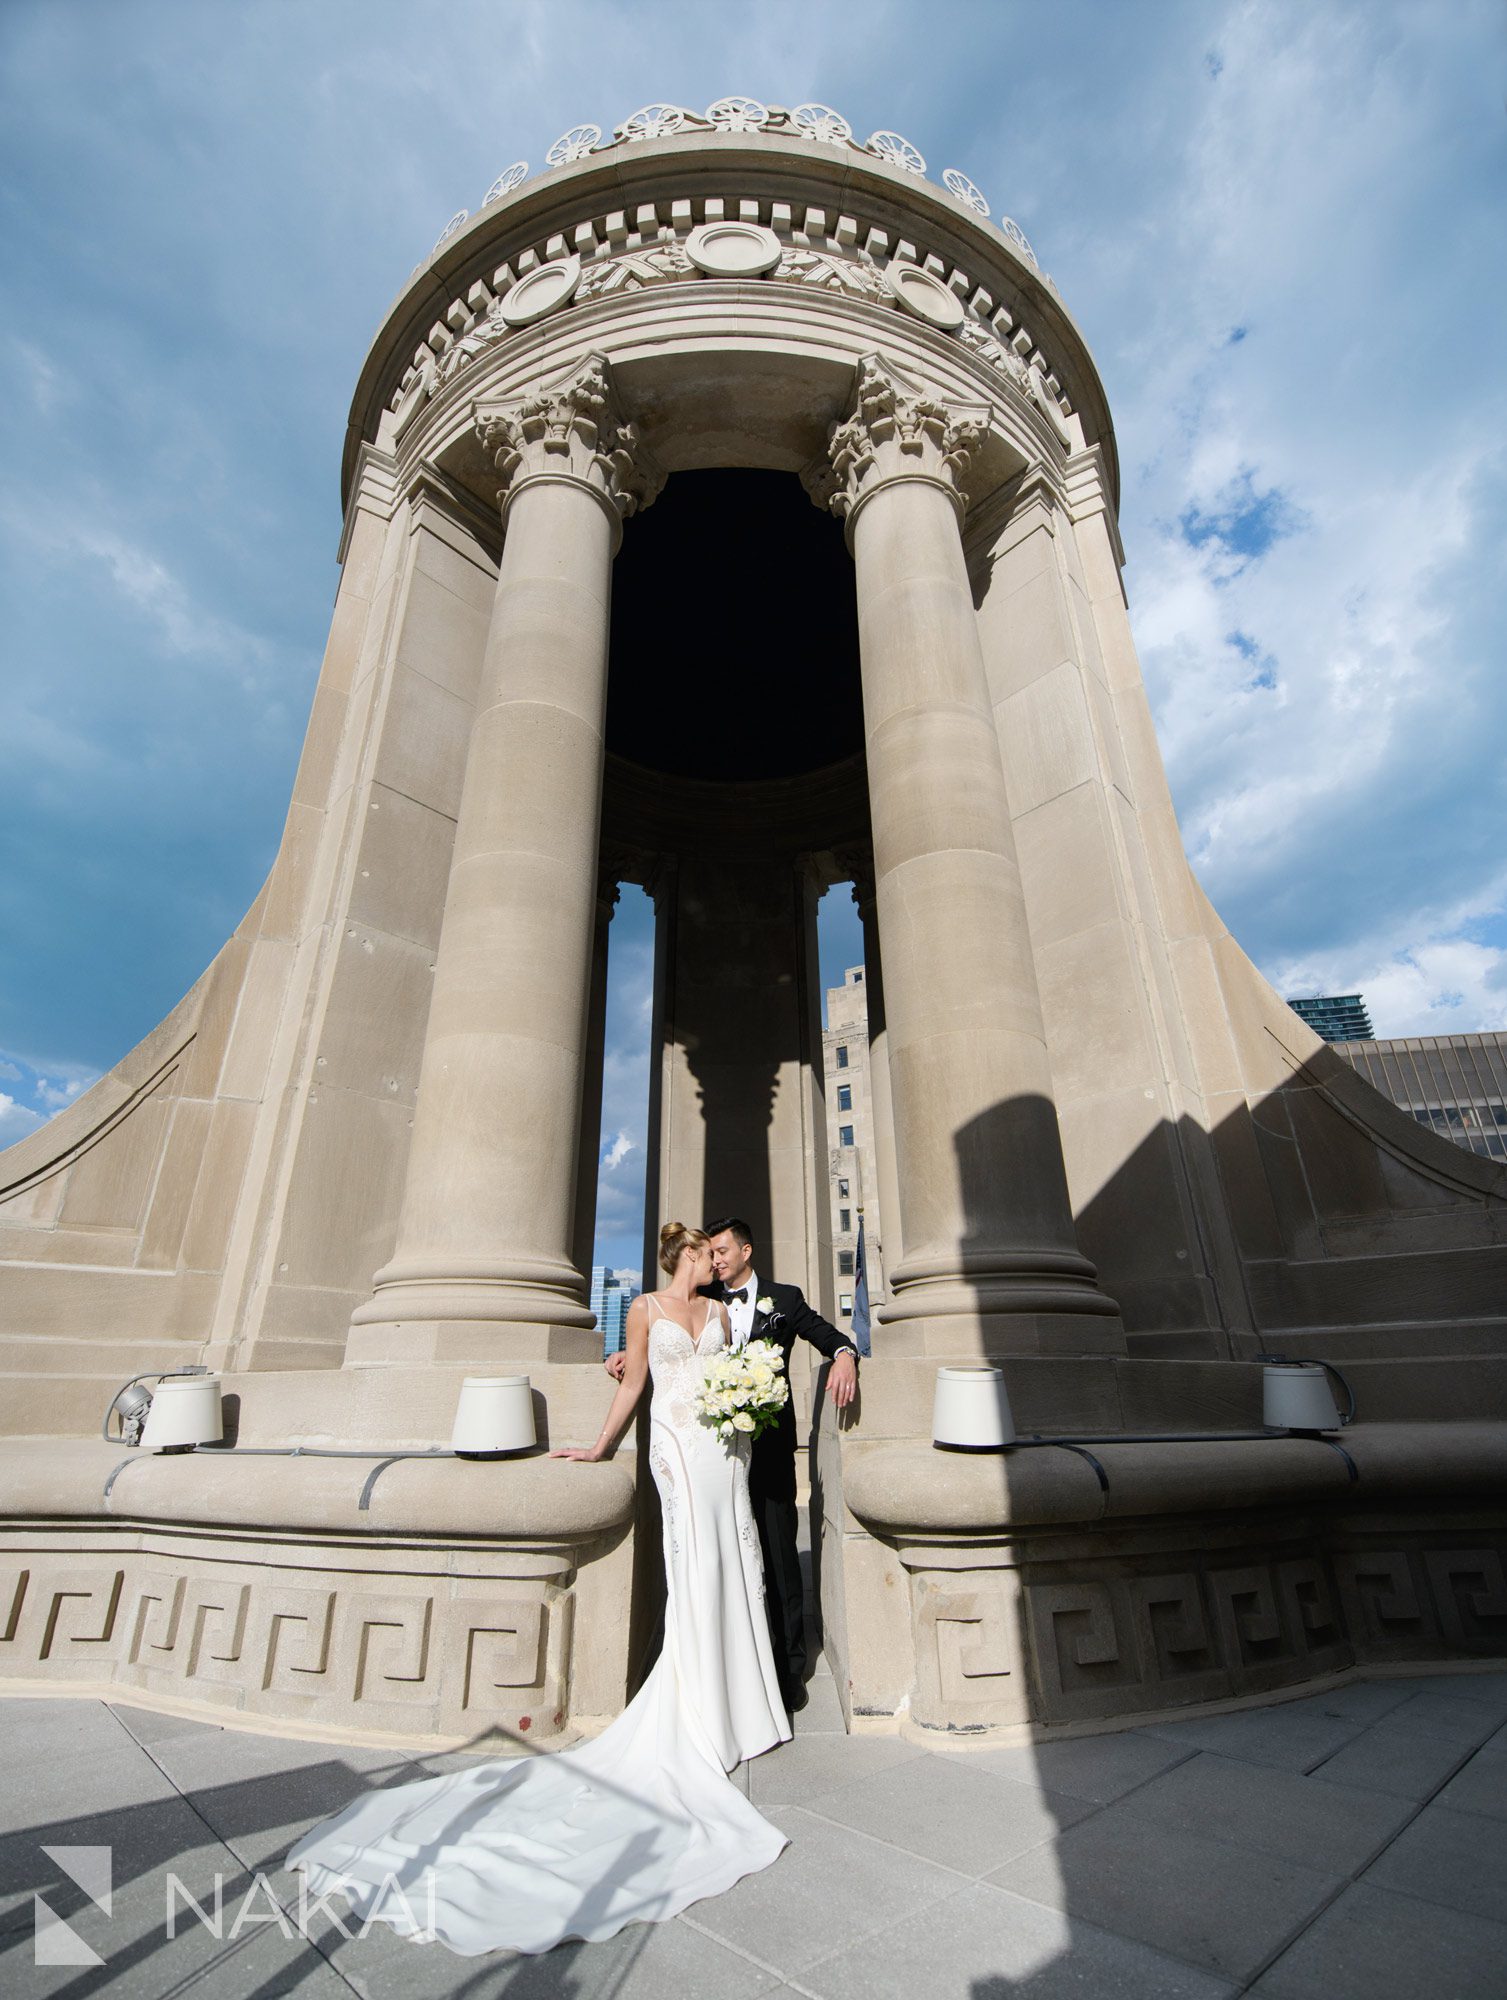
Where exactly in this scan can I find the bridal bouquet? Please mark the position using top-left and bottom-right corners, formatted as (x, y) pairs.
(695, 1339), (790, 1443)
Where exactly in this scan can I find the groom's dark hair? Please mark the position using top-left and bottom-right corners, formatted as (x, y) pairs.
(704, 1214), (753, 1250)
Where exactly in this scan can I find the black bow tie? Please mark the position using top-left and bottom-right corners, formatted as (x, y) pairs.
(726, 1287), (749, 1305)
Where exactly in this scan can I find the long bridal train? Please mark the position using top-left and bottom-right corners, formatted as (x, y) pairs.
(288, 1304), (791, 1956)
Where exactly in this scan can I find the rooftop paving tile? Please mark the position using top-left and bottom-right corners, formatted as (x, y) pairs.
(1252, 1880), (1507, 2000)
(2, 1665), (1501, 1998)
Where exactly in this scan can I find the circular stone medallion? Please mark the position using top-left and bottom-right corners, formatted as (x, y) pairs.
(882, 261), (966, 330)
(499, 256), (583, 328)
(684, 221), (782, 278)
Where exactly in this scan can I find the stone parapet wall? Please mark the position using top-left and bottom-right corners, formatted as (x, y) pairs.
(825, 1423), (1507, 1739)
(0, 1440), (635, 1747)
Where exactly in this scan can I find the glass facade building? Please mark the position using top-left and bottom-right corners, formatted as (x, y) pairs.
(1336, 1033), (1507, 1162)
(822, 964), (886, 1322)
(1289, 993), (1375, 1042)
(589, 1265), (634, 1355)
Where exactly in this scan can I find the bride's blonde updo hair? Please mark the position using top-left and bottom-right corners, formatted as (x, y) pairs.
(658, 1221), (709, 1278)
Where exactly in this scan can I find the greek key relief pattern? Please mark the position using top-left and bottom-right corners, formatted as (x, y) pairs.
(0, 1556), (577, 1739)
(908, 1568), (1031, 1730)
(1333, 1545), (1507, 1654)
(1018, 1538), (1505, 1723)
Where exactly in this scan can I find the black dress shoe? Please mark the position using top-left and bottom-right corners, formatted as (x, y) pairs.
(784, 1682), (809, 1714)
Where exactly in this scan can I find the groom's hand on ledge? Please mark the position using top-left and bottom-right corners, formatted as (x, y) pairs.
(827, 1351), (858, 1409)
(605, 1351), (627, 1383)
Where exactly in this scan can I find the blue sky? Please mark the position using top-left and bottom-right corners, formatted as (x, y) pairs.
(2, 1), (1505, 1277)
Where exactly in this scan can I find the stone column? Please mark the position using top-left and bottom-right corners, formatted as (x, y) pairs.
(349, 354), (662, 1363)
(819, 356), (1122, 1356)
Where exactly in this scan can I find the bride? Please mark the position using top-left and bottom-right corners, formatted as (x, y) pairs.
(286, 1222), (792, 1955)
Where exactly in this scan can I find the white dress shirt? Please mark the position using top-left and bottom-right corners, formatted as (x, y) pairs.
(723, 1269), (759, 1350)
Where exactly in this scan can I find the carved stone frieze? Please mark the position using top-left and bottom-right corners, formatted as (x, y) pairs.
(956, 315), (1028, 385)
(772, 248), (888, 299)
(475, 354), (664, 526)
(436, 295), (510, 384)
(575, 241), (693, 300)
(0, 1552), (583, 1743)
(401, 218), (1069, 427)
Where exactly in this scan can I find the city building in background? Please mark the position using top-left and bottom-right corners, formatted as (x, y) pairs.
(590, 1265), (634, 1355)
(1288, 993), (1375, 1042)
(822, 964), (885, 1323)
(1335, 1033), (1507, 1162)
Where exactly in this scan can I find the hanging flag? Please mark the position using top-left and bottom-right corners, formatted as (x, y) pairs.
(851, 1212), (872, 1357)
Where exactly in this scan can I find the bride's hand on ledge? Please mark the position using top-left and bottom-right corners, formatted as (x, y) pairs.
(551, 1444), (608, 1462)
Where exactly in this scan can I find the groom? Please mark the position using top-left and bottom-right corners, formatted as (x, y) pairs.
(609, 1215), (858, 1710)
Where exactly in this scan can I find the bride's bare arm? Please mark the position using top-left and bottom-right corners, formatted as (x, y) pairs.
(552, 1295), (651, 1461)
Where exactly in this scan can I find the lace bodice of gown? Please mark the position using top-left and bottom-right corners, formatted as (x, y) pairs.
(647, 1303), (726, 1427)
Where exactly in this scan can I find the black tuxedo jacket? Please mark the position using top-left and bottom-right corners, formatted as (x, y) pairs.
(705, 1277), (853, 1502)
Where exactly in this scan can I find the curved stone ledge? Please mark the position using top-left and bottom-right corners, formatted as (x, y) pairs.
(827, 1422), (1507, 1739)
(0, 1438), (639, 1748)
(842, 1424), (1505, 1539)
(0, 1438), (635, 1543)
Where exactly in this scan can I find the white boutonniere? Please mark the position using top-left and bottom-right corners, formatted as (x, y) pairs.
(756, 1295), (777, 1317)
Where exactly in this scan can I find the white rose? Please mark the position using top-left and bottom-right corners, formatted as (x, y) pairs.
(732, 1411), (756, 1432)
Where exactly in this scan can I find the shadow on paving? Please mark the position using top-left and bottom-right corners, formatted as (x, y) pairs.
(0, 1708), (669, 1998)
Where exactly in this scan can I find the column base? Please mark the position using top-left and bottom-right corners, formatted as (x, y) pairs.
(348, 1263), (601, 1367)
(877, 1275), (1126, 1358)
(871, 1312), (1126, 1359)
(345, 1320), (604, 1367)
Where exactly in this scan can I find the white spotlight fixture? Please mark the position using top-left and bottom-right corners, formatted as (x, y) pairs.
(932, 1365), (1016, 1450)
(1261, 1360), (1353, 1435)
(104, 1367), (222, 1451)
(451, 1376), (537, 1458)
(138, 1373), (223, 1452)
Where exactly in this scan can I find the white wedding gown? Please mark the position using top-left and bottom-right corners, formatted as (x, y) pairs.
(287, 1304), (792, 1955)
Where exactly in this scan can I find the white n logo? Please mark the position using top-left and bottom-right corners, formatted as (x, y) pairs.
(34, 1845), (112, 1967)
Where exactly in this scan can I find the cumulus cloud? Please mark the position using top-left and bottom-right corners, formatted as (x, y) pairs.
(602, 1130), (635, 1172)
(0, 1093), (44, 1146)
(34, 1076), (88, 1112)
(0, 1051), (102, 1154)
(1082, 2), (1507, 1034)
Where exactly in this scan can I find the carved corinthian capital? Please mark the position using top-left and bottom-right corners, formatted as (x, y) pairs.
(475, 353), (664, 541)
(819, 354), (988, 538)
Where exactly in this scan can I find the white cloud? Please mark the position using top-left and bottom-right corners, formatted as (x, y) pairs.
(1268, 868), (1507, 1038)
(602, 1129), (635, 1172)
(13, 336), (67, 415)
(34, 1075), (89, 1112)
(1089, 1), (1507, 1007)
(1, 502), (271, 674)
(0, 1093), (44, 1146)
(0, 1052), (102, 1152)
